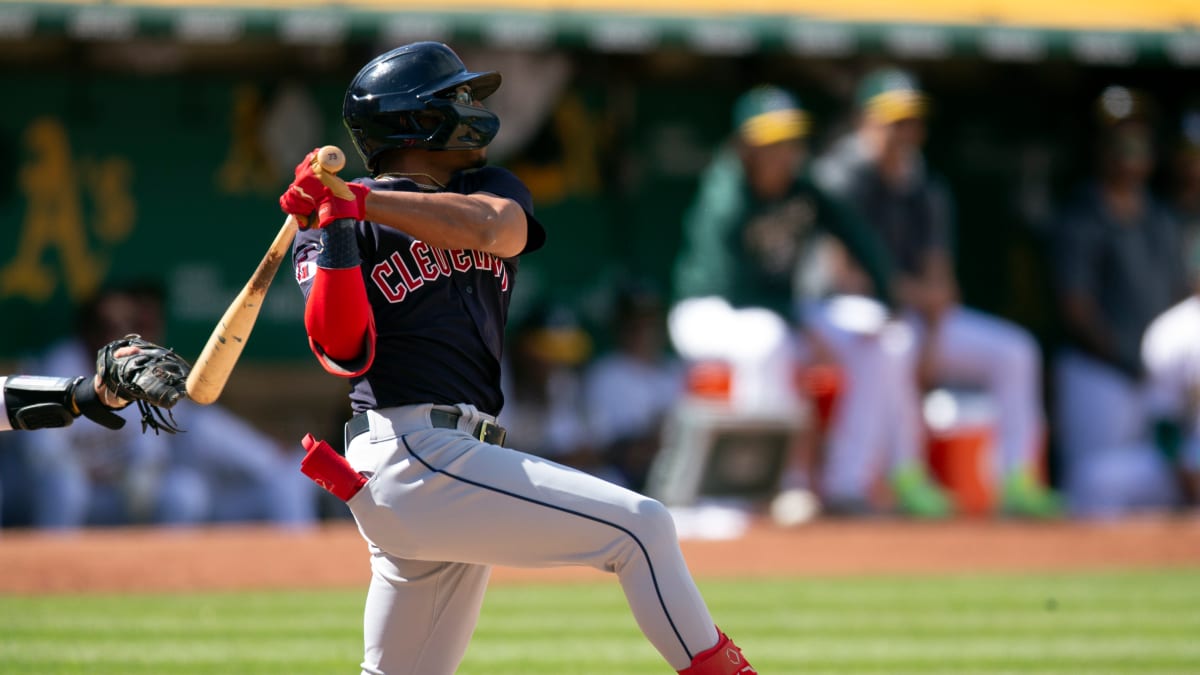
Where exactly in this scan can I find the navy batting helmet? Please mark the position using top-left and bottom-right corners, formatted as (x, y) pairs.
(343, 42), (502, 173)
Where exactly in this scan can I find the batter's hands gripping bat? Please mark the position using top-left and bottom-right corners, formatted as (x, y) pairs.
(185, 145), (348, 405)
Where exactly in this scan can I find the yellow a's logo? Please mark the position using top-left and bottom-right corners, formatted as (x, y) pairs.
(0, 117), (135, 303)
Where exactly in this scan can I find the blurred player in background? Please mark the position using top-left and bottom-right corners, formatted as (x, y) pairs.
(164, 401), (316, 527)
(814, 67), (1058, 518)
(1131, 106), (1200, 514)
(16, 282), (202, 527)
(139, 284), (316, 527)
(499, 303), (606, 477)
(1051, 86), (1189, 517)
(1141, 268), (1200, 513)
(0, 320), (186, 527)
(1170, 107), (1200, 254)
(672, 84), (951, 517)
(583, 281), (684, 492)
(17, 282), (314, 528)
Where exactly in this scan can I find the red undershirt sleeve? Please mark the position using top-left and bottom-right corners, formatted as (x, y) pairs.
(303, 220), (376, 377)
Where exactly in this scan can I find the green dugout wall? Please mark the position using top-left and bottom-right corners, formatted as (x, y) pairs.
(0, 75), (350, 361)
(0, 8), (1196, 365)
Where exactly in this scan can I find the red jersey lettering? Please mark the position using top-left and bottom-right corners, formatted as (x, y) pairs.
(370, 256), (408, 303)
(411, 241), (440, 281)
(451, 249), (472, 272)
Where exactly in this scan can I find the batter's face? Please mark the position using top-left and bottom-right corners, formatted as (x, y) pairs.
(740, 139), (806, 201)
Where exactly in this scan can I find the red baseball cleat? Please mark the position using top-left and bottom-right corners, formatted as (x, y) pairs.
(678, 629), (757, 674)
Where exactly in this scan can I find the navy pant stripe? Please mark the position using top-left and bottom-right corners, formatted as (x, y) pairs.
(401, 435), (693, 661)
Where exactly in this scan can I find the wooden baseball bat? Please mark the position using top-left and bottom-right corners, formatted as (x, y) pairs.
(185, 145), (348, 405)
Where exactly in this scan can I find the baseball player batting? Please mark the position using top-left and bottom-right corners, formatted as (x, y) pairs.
(280, 42), (756, 675)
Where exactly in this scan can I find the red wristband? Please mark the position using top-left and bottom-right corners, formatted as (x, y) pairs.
(316, 183), (369, 227)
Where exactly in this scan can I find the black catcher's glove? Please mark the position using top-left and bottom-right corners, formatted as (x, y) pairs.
(96, 334), (191, 434)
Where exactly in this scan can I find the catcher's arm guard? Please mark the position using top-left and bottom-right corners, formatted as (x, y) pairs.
(2, 375), (125, 431)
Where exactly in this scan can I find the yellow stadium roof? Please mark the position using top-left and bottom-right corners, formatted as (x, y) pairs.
(3, 0), (1198, 64)
(86, 0), (1199, 31)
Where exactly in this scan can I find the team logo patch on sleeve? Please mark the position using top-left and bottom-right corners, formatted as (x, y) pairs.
(296, 260), (317, 285)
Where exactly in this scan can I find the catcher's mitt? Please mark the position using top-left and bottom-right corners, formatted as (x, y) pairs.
(96, 334), (191, 434)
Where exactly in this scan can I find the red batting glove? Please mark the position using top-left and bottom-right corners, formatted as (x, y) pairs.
(316, 182), (370, 228)
(278, 148), (329, 219)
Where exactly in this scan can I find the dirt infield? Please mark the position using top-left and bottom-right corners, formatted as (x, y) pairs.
(1, 516), (1197, 595)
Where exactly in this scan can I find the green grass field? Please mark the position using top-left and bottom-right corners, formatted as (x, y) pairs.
(1, 570), (1198, 674)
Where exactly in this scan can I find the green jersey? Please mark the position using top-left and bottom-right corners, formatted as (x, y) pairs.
(674, 147), (894, 320)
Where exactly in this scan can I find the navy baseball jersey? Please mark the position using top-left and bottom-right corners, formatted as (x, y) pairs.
(293, 166), (545, 416)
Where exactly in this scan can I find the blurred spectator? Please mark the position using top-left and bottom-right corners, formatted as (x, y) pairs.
(1141, 283), (1200, 513)
(499, 304), (614, 478)
(144, 283), (316, 527)
(18, 281), (315, 528)
(18, 282), (201, 527)
(162, 400), (316, 527)
(582, 281), (684, 491)
(1051, 86), (1190, 518)
(1171, 107), (1200, 254)
(814, 67), (1058, 518)
(1133, 108), (1200, 515)
(671, 84), (950, 517)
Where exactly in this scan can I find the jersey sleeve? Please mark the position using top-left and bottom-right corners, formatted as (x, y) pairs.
(473, 167), (546, 255)
(293, 228), (323, 300)
(673, 150), (743, 302)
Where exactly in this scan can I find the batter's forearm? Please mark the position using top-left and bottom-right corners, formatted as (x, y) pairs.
(364, 190), (527, 258)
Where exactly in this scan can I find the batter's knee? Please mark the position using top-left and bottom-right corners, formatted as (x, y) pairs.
(630, 497), (684, 556)
(634, 497), (676, 535)
(602, 497), (679, 571)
